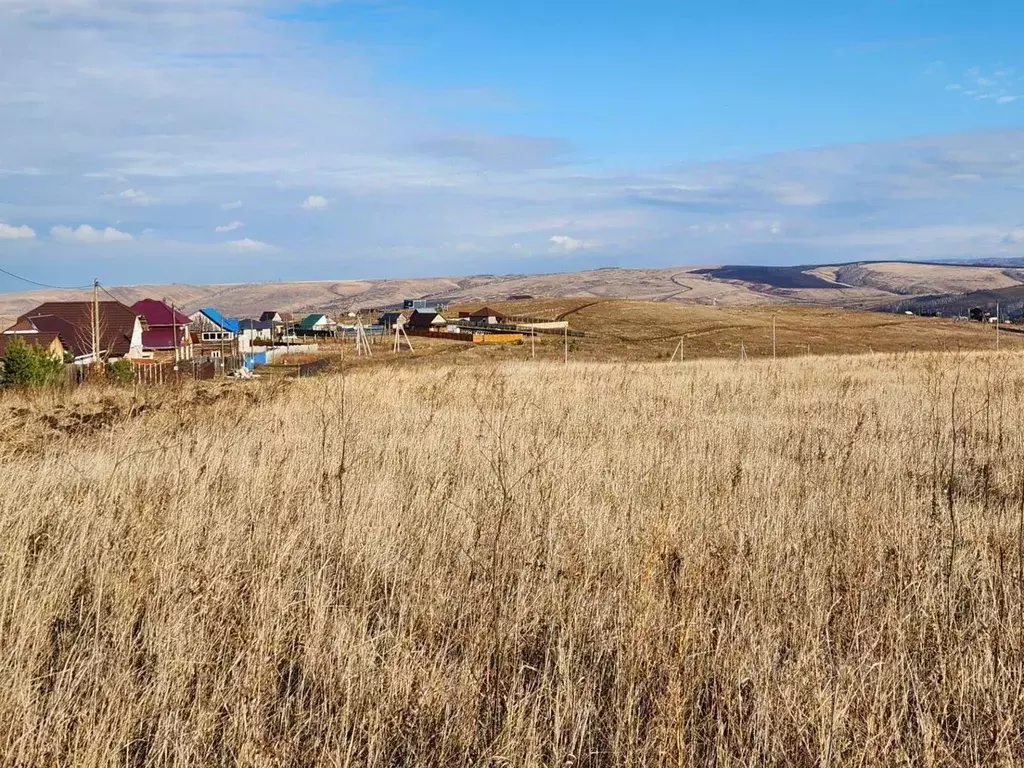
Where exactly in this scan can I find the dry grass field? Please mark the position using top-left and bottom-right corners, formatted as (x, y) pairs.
(3, 351), (1024, 766)
(309, 301), (1020, 373)
(438, 300), (1022, 363)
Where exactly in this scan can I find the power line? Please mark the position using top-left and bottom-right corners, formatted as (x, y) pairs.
(98, 282), (131, 306)
(0, 265), (92, 291)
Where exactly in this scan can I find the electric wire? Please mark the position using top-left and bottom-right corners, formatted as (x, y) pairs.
(0, 265), (92, 291)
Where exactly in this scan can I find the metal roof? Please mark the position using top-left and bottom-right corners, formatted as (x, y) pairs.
(131, 299), (190, 327)
(198, 308), (240, 334)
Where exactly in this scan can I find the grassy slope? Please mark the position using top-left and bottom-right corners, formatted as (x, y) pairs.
(2, 260), (1024, 324)
(442, 299), (1020, 362)
(321, 300), (1018, 371)
(3, 353), (1024, 765)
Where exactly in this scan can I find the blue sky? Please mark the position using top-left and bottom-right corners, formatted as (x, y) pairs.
(1, 0), (1024, 290)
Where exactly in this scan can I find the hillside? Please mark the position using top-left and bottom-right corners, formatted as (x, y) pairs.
(1, 260), (1023, 327)
(316, 301), (1015, 372)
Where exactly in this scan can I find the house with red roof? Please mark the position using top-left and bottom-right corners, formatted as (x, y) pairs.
(3, 301), (144, 363)
(131, 299), (193, 361)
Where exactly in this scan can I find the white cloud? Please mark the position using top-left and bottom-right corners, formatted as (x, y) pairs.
(0, 167), (42, 177)
(945, 67), (1023, 106)
(221, 200), (243, 210)
(549, 234), (595, 252)
(301, 194), (329, 211)
(228, 238), (274, 253)
(215, 221), (244, 232)
(51, 224), (133, 243)
(772, 182), (826, 206)
(118, 188), (154, 205)
(0, 222), (36, 239)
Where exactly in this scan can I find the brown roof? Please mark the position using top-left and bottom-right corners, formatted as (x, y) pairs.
(17, 301), (140, 358)
(407, 310), (445, 329)
(0, 332), (64, 357)
(5, 318), (36, 333)
(470, 306), (506, 319)
(258, 311), (298, 325)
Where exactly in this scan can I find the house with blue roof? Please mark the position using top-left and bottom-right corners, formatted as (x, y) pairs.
(188, 307), (246, 357)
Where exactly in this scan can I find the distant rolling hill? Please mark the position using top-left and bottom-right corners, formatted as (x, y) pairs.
(1, 259), (1023, 326)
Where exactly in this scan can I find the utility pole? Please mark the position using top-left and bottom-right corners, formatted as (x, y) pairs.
(997, 301), (1001, 350)
(91, 278), (99, 363)
(531, 327), (536, 360)
(772, 315), (777, 360)
(564, 325), (568, 365)
(171, 300), (178, 365)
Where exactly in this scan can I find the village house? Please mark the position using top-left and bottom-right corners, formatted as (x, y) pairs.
(239, 319), (274, 342)
(3, 301), (144, 363)
(259, 311), (295, 340)
(467, 306), (507, 326)
(297, 314), (338, 336)
(131, 299), (193, 362)
(188, 308), (244, 357)
(378, 310), (411, 330)
(406, 309), (447, 332)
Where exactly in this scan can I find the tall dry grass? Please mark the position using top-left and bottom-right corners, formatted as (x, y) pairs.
(2, 353), (1024, 766)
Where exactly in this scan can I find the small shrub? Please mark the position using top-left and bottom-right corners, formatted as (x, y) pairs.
(106, 358), (136, 384)
(1, 337), (65, 387)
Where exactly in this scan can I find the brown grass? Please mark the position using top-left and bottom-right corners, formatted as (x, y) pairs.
(3, 353), (1024, 765)
(831, 263), (1023, 296)
(447, 299), (1023, 362)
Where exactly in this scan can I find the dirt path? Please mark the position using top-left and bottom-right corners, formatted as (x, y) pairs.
(555, 300), (610, 321)
(656, 273), (696, 302)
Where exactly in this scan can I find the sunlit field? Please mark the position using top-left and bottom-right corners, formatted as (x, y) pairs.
(3, 352), (1024, 766)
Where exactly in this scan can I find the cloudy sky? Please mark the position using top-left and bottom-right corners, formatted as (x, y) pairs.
(1, 0), (1024, 290)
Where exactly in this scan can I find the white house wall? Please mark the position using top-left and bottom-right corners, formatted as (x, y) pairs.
(128, 318), (145, 359)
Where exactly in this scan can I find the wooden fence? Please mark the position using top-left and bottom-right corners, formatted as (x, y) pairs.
(134, 359), (219, 385)
(63, 356), (236, 387)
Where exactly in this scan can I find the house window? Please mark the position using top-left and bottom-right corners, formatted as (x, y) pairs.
(202, 332), (233, 342)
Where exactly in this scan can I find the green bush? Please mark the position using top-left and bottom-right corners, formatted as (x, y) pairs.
(1, 337), (65, 387)
(106, 358), (136, 384)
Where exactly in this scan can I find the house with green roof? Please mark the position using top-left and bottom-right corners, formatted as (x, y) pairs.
(297, 313), (337, 335)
